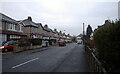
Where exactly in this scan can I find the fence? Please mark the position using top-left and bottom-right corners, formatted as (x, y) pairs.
(85, 45), (107, 73)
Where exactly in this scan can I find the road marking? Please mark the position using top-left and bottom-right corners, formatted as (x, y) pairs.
(12, 58), (39, 69)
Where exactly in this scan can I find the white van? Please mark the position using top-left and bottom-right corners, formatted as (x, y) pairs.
(77, 40), (82, 44)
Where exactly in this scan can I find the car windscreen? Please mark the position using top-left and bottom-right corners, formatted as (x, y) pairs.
(1, 42), (8, 45)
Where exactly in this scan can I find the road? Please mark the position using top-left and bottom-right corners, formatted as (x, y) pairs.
(2, 43), (90, 72)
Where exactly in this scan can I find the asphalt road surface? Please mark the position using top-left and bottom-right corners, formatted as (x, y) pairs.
(2, 43), (90, 72)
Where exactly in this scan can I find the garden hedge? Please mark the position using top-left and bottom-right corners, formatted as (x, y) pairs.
(94, 21), (120, 72)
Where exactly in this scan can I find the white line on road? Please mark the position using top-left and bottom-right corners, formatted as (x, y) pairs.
(12, 58), (39, 69)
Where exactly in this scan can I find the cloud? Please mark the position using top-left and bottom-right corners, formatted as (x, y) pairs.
(36, 0), (66, 13)
(1, 0), (118, 35)
(1, 0), (120, 2)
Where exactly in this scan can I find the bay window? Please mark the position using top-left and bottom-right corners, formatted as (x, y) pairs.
(8, 24), (16, 31)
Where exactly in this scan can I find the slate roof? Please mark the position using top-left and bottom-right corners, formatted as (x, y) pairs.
(0, 13), (17, 24)
(36, 23), (44, 29)
(53, 30), (59, 34)
(22, 19), (38, 27)
(44, 27), (51, 32)
(50, 29), (54, 33)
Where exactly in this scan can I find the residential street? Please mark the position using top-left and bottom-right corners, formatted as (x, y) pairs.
(2, 43), (90, 72)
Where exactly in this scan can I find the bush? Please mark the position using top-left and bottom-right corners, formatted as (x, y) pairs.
(18, 39), (42, 46)
(48, 39), (56, 45)
(18, 39), (31, 46)
(30, 39), (42, 45)
(94, 21), (120, 72)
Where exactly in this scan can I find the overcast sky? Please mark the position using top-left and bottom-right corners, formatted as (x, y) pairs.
(0, 0), (119, 36)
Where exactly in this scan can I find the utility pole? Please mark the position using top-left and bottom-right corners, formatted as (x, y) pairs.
(83, 23), (85, 36)
(83, 23), (85, 45)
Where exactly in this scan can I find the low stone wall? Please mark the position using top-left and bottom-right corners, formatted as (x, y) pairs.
(52, 42), (58, 46)
(13, 44), (42, 53)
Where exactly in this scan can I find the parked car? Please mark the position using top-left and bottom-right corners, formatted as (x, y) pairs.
(77, 40), (82, 44)
(58, 40), (66, 46)
(0, 41), (17, 52)
(65, 39), (72, 43)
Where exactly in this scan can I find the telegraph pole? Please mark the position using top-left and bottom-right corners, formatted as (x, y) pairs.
(83, 23), (85, 35)
(83, 23), (85, 45)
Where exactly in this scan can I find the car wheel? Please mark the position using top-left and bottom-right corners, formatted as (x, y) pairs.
(4, 49), (8, 52)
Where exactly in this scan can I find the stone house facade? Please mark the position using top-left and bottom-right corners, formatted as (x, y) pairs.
(0, 13), (26, 44)
(19, 17), (44, 39)
(0, 13), (70, 44)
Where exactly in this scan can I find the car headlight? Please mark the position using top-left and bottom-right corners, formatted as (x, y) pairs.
(0, 46), (4, 49)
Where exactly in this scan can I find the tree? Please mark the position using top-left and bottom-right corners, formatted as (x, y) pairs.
(86, 25), (93, 39)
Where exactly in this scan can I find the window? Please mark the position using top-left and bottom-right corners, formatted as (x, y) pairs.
(8, 24), (12, 30)
(14, 24), (17, 30)
(19, 24), (23, 32)
(9, 42), (14, 45)
(10, 35), (21, 39)
(8, 24), (16, 31)
(4, 42), (8, 45)
(0, 22), (2, 30)
(3, 22), (7, 30)
(0, 34), (7, 44)
(13, 25), (15, 30)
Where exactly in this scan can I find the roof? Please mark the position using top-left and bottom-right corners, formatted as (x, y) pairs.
(44, 27), (51, 32)
(50, 29), (54, 33)
(43, 25), (53, 32)
(0, 13), (17, 24)
(22, 19), (38, 27)
(36, 23), (44, 29)
(59, 31), (62, 35)
(54, 30), (59, 34)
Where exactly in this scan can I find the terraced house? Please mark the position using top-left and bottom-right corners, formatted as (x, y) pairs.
(18, 16), (44, 39)
(19, 17), (56, 41)
(0, 13), (71, 44)
(0, 13), (26, 44)
(43, 24), (55, 40)
(43, 24), (57, 45)
(53, 29), (60, 41)
(59, 31), (63, 39)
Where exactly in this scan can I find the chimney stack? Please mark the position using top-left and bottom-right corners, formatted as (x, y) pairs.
(28, 16), (32, 21)
(54, 29), (57, 31)
(44, 24), (48, 28)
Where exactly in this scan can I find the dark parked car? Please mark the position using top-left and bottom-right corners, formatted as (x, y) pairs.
(0, 41), (17, 52)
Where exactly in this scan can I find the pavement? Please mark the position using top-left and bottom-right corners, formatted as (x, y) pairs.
(2, 43), (90, 72)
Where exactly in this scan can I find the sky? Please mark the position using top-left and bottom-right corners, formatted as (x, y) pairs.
(0, 0), (119, 36)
